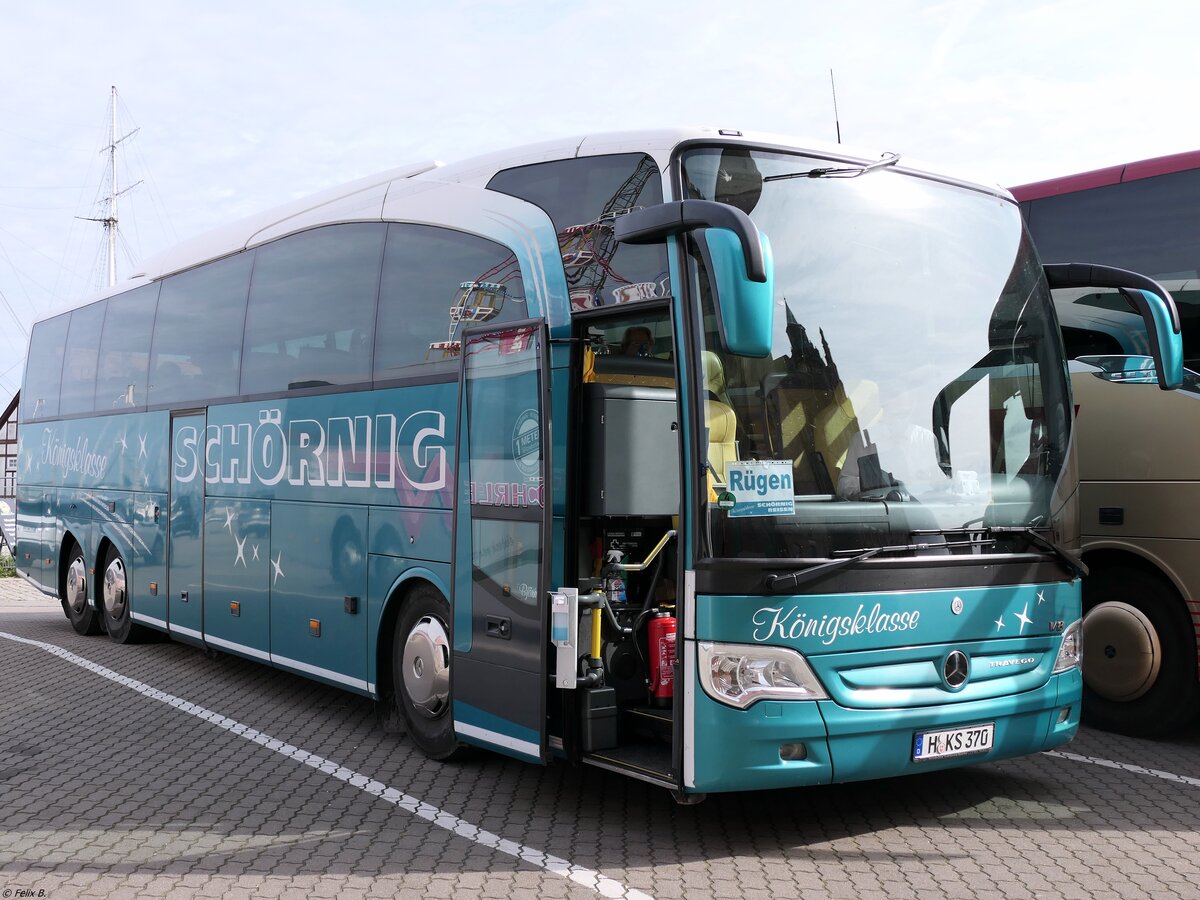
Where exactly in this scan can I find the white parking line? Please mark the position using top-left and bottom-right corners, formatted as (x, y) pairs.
(0, 631), (654, 900)
(1045, 749), (1200, 787)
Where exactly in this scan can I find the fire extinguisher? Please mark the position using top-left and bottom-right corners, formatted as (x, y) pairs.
(648, 610), (677, 707)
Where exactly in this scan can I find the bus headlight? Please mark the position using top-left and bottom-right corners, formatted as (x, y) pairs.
(698, 642), (827, 708)
(1053, 618), (1083, 673)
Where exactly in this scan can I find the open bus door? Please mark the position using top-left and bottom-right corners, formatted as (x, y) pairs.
(451, 320), (552, 763)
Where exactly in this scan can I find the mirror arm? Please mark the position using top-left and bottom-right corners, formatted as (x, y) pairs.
(614, 199), (767, 282)
(1044, 262), (1182, 390)
(1044, 263), (1181, 333)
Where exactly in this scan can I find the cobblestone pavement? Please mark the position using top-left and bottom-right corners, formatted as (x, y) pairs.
(2, 575), (1200, 899)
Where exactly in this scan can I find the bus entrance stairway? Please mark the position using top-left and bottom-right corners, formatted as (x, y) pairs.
(582, 705), (674, 786)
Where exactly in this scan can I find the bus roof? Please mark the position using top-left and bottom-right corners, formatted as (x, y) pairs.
(44, 128), (1013, 321)
(1011, 149), (1200, 202)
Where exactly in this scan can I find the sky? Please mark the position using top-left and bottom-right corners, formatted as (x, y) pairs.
(3, 0), (1199, 398)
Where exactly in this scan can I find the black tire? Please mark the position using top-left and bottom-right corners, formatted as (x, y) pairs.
(392, 584), (460, 759)
(1081, 566), (1200, 736)
(62, 541), (102, 636)
(100, 544), (149, 645)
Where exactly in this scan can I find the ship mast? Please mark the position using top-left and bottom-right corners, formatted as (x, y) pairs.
(81, 86), (142, 287)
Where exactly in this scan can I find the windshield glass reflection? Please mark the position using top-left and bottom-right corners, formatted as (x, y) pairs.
(682, 147), (1071, 560)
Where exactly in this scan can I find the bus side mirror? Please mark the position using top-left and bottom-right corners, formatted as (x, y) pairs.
(1073, 355), (1162, 385)
(1044, 263), (1183, 390)
(615, 199), (775, 357)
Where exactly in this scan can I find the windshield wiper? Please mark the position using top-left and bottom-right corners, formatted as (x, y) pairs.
(985, 526), (1089, 580)
(762, 151), (901, 183)
(765, 524), (1086, 593)
(765, 536), (947, 592)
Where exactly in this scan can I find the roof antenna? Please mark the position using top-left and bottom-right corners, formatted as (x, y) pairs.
(830, 69), (842, 145)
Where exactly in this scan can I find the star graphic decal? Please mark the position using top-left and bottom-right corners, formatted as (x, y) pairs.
(138, 434), (148, 460)
(1037, 590), (1047, 605)
(234, 534), (247, 568)
(272, 552), (285, 584)
(994, 615), (1005, 631)
(251, 544), (260, 561)
(117, 432), (129, 453)
(222, 506), (236, 533)
(1015, 602), (1033, 635)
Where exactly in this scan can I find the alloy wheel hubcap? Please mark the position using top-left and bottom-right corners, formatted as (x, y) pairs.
(66, 555), (88, 615)
(103, 557), (127, 618)
(402, 615), (450, 719)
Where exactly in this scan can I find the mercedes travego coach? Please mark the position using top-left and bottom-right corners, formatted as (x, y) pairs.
(14, 129), (1183, 800)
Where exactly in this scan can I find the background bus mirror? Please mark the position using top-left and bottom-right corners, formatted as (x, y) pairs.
(931, 367), (981, 476)
(1074, 354), (1161, 384)
(615, 199), (776, 357)
(1044, 263), (1183, 390)
(1126, 288), (1184, 390)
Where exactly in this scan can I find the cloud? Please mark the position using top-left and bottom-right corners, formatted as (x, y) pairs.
(1, 0), (1200, 394)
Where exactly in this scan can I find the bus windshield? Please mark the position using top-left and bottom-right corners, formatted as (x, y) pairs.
(682, 147), (1071, 560)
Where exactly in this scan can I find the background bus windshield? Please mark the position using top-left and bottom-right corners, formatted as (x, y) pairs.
(682, 147), (1071, 560)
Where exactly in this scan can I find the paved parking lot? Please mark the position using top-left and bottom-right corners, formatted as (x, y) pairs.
(2, 574), (1200, 900)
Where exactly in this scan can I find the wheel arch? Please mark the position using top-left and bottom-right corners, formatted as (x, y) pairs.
(1082, 543), (1190, 605)
(374, 566), (451, 704)
(1082, 544), (1200, 632)
(93, 533), (118, 599)
(57, 529), (83, 600)
(92, 532), (134, 620)
(1082, 543), (1200, 686)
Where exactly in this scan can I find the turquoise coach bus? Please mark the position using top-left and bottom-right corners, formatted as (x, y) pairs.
(14, 129), (1183, 799)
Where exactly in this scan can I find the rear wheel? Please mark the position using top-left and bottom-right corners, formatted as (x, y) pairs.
(62, 542), (101, 635)
(1081, 566), (1200, 736)
(101, 545), (149, 644)
(392, 584), (460, 759)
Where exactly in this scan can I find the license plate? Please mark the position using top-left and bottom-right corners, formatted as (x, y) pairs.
(913, 723), (995, 761)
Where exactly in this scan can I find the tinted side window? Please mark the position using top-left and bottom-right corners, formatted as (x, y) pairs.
(21, 314), (71, 421)
(58, 299), (108, 416)
(95, 284), (159, 410)
(374, 225), (526, 380)
(240, 224), (384, 395)
(488, 154), (668, 310)
(150, 251), (252, 405)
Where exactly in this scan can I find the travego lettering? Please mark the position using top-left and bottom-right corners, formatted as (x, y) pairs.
(173, 408), (447, 491)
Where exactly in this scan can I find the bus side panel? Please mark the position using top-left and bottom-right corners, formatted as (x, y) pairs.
(368, 507), (452, 565)
(14, 484), (48, 589)
(203, 498), (271, 657)
(129, 490), (168, 629)
(88, 489), (166, 627)
(269, 500), (369, 692)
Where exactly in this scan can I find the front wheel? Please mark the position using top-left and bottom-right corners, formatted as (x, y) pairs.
(62, 542), (102, 636)
(392, 584), (460, 759)
(101, 545), (149, 644)
(1081, 567), (1200, 736)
